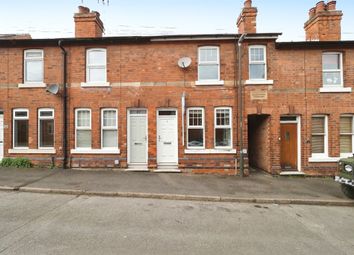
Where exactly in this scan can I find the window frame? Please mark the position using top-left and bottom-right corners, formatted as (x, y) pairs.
(248, 45), (267, 81)
(75, 108), (92, 149)
(13, 108), (29, 149)
(197, 46), (221, 83)
(311, 115), (328, 158)
(38, 108), (55, 149)
(86, 48), (107, 84)
(101, 108), (118, 149)
(340, 114), (354, 157)
(214, 107), (233, 149)
(322, 52), (343, 87)
(187, 107), (205, 149)
(24, 49), (44, 84)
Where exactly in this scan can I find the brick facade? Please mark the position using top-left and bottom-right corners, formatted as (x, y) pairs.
(0, 2), (353, 176)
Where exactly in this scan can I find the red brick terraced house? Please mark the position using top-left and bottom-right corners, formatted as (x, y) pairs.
(0, 0), (353, 176)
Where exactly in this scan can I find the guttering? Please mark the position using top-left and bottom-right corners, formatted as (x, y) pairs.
(276, 40), (354, 49)
(150, 36), (237, 42)
(58, 40), (68, 169)
(237, 33), (246, 177)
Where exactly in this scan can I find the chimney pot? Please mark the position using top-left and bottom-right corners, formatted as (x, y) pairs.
(316, 1), (326, 12)
(309, 7), (316, 18)
(78, 6), (90, 14)
(327, 1), (337, 11)
(244, 0), (252, 8)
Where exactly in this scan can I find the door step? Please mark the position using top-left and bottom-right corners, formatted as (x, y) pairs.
(280, 171), (305, 176)
(154, 165), (180, 173)
(125, 165), (149, 172)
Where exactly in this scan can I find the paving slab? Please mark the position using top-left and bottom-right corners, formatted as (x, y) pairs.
(0, 167), (59, 189)
(0, 167), (352, 205)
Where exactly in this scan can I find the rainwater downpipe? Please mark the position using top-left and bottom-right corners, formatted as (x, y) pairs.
(58, 40), (68, 169)
(237, 33), (246, 177)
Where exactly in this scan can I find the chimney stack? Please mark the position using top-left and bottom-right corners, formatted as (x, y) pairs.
(304, 1), (343, 41)
(237, 0), (258, 34)
(74, 6), (105, 38)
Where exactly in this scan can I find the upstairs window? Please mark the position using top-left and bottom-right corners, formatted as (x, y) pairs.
(340, 115), (354, 155)
(311, 115), (328, 157)
(38, 109), (54, 148)
(215, 107), (232, 149)
(187, 108), (205, 149)
(75, 109), (91, 149)
(24, 49), (44, 83)
(86, 49), (107, 83)
(13, 109), (29, 148)
(198, 46), (220, 82)
(249, 45), (266, 80)
(322, 53), (343, 87)
(101, 109), (118, 149)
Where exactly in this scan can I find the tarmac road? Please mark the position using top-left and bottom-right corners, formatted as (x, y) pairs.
(0, 191), (353, 255)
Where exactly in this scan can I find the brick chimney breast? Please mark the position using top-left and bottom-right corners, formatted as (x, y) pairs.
(74, 6), (105, 38)
(237, 0), (258, 34)
(304, 1), (342, 41)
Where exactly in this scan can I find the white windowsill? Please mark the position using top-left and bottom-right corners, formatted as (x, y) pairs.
(18, 83), (47, 88)
(195, 80), (224, 86)
(70, 148), (120, 154)
(184, 149), (236, 154)
(245, 80), (274, 85)
(309, 156), (340, 163)
(8, 148), (56, 154)
(81, 82), (110, 88)
(340, 153), (354, 159)
(319, 87), (352, 93)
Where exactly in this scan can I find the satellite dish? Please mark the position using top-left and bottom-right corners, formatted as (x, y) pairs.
(46, 84), (59, 95)
(178, 57), (192, 69)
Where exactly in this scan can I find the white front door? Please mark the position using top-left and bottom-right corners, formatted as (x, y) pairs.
(0, 113), (3, 160)
(128, 109), (148, 165)
(157, 110), (178, 165)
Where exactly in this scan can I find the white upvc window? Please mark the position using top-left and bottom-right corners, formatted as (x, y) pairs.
(24, 49), (44, 83)
(322, 52), (343, 87)
(101, 109), (118, 149)
(340, 115), (354, 157)
(86, 48), (107, 83)
(187, 108), (205, 149)
(13, 109), (29, 149)
(38, 109), (54, 149)
(197, 46), (221, 84)
(214, 107), (232, 149)
(75, 109), (91, 149)
(311, 115), (328, 158)
(249, 45), (267, 80)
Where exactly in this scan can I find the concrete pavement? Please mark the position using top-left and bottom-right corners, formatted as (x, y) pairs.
(0, 167), (353, 206)
(0, 192), (353, 255)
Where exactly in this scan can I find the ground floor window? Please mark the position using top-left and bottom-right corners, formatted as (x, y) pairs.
(215, 107), (232, 148)
(101, 109), (118, 149)
(75, 109), (91, 148)
(13, 109), (29, 148)
(340, 115), (354, 155)
(38, 109), (54, 148)
(187, 108), (204, 149)
(311, 115), (328, 157)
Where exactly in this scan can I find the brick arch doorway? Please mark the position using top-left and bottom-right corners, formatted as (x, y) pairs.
(247, 114), (271, 173)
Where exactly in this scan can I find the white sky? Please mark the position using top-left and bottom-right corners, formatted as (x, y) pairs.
(1, 0), (353, 41)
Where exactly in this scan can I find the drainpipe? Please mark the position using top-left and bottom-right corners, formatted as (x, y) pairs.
(58, 40), (68, 169)
(237, 33), (246, 177)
